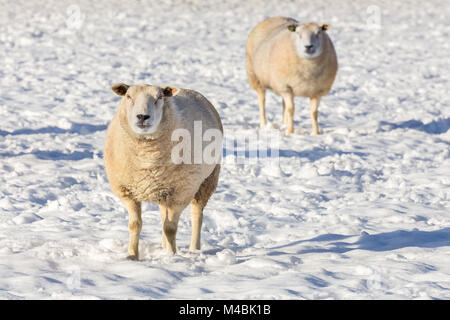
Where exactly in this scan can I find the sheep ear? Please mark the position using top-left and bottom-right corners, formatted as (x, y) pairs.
(321, 24), (330, 31)
(162, 86), (179, 97)
(287, 25), (296, 32)
(111, 83), (129, 96)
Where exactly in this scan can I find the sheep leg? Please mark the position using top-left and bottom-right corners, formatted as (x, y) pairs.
(282, 99), (288, 125)
(310, 97), (321, 135)
(159, 205), (169, 249)
(189, 202), (203, 251)
(257, 89), (267, 127)
(282, 92), (295, 135)
(189, 164), (221, 251)
(123, 199), (142, 260)
(159, 204), (183, 254)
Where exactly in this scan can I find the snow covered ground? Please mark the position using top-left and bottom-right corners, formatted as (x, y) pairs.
(1, 0), (449, 299)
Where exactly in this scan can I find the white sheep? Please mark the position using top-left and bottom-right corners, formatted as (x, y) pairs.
(104, 83), (223, 259)
(246, 17), (338, 135)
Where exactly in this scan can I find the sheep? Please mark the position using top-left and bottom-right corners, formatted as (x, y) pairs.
(246, 17), (338, 135)
(104, 83), (223, 259)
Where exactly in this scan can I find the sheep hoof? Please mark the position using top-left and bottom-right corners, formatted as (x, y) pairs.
(126, 255), (139, 261)
(165, 247), (177, 255)
(189, 246), (200, 253)
(285, 129), (294, 136)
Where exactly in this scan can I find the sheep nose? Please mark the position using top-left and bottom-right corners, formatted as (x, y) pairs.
(137, 114), (150, 121)
(305, 45), (314, 50)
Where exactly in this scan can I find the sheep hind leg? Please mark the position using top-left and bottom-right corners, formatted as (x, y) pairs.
(190, 164), (220, 252)
(282, 99), (288, 125)
(257, 89), (267, 128)
(123, 198), (142, 260)
(310, 97), (321, 135)
(246, 56), (267, 128)
(159, 204), (183, 254)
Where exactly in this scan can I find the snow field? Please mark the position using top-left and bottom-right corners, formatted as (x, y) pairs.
(0, 0), (449, 299)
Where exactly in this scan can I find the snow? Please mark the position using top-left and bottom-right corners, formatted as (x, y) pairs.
(0, 0), (449, 299)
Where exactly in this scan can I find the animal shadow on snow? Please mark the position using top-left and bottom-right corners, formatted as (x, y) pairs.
(222, 146), (368, 163)
(269, 228), (450, 254)
(0, 150), (94, 161)
(278, 148), (368, 162)
(0, 122), (107, 136)
(0, 122), (107, 161)
(379, 117), (450, 135)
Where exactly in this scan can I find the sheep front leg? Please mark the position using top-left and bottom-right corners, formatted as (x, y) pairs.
(310, 97), (321, 135)
(282, 92), (295, 135)
(159, 204), (183, 254)
(159, 205), (167, 249)
(123, 199), (142, 260)
(189, 202), (203, 251)
(159, 205), (169, 249)
(257, 89), (267, 127)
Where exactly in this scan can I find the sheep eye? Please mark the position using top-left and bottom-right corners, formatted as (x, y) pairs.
(126, 94), (132, 101)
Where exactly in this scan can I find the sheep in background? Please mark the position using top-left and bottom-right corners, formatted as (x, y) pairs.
(104, 83), (222, 259)
(246, 17), (338, 135)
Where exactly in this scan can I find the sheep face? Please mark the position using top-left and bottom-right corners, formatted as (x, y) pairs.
(112, 84), (176, 135)
(288, 22), (330, 59)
